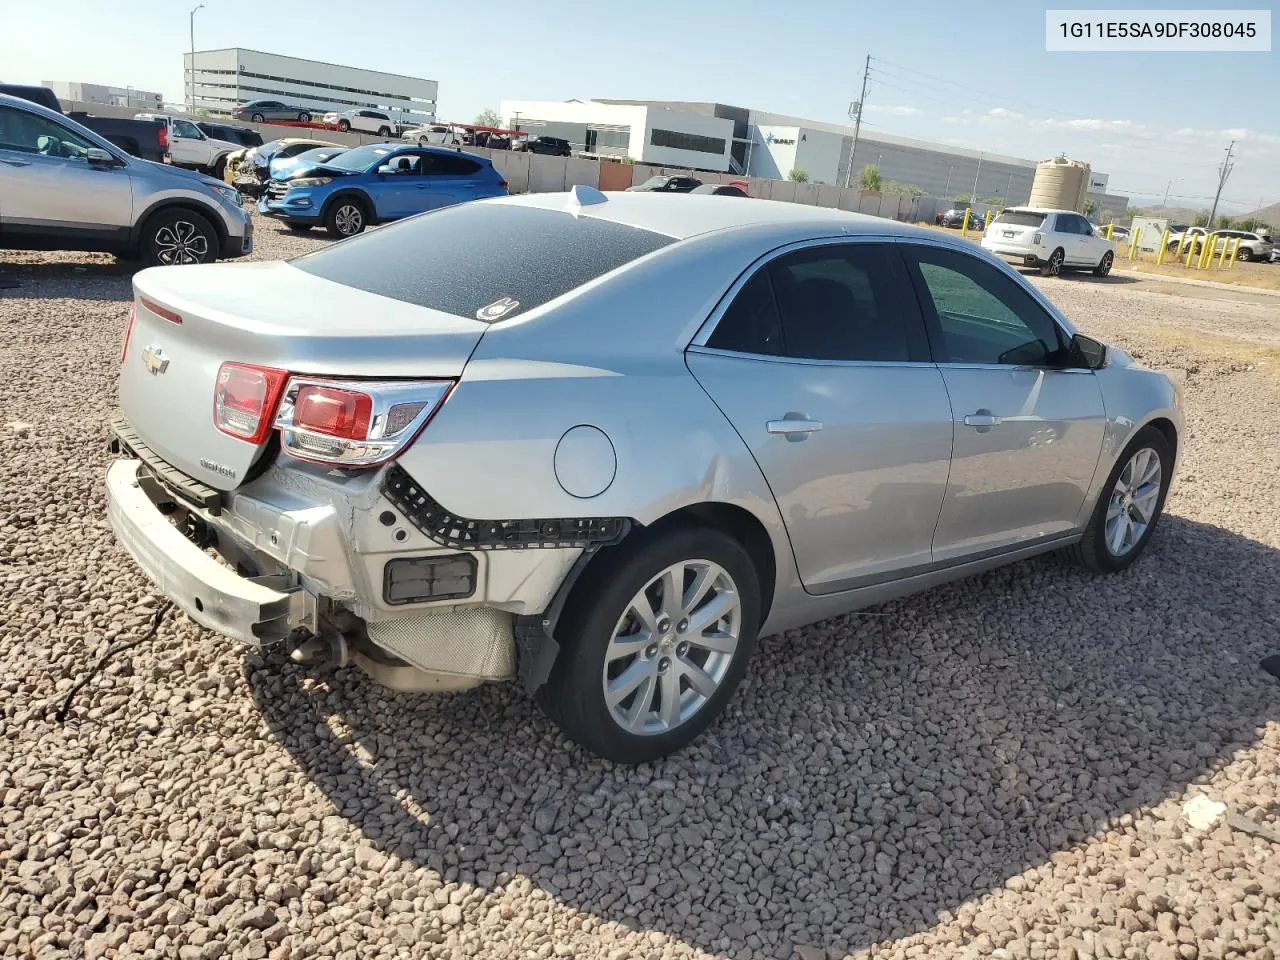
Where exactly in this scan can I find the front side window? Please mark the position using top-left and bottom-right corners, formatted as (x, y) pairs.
(173, 119), (203, 139)
(0, 106), (94, 158)
(906, 246), (1065, 367)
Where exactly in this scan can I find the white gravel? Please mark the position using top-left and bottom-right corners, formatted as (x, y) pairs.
(1, 218), (1278, 960)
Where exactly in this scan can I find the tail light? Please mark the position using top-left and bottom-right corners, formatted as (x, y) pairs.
(274, 377), (452, 466)
(157, 125), (169, 150)
(498, 178), (509, 191)
(120, 303), (136, 363)
(214, 362), (289, 444)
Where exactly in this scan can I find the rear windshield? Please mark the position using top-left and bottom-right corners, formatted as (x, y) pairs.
(993, 211), (1046, 228)
(290, 203), (674, 321)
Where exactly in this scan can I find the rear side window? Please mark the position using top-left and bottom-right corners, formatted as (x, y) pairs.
(290, 204), (673, 321)
(427, 154), (482, 176)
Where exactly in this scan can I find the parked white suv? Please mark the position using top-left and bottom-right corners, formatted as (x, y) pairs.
(982, 207), (1114, 277)
(1205, 229), (1274, 262)
(135, 113), (240, 177)
(323, 109), (396, 136)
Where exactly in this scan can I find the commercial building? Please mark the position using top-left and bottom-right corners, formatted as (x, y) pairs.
(43, 81), (163, 110)
(498, 97), (1124, 215)
(185, 48), (437, 126)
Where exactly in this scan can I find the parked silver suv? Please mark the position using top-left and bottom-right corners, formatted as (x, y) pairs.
(0, 94), (251, 266)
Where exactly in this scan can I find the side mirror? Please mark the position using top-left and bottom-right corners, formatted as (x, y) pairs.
(1070, 333), (1107, 370)
(86, 147), (119, 167)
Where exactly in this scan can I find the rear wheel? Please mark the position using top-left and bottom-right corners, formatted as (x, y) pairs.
(325, 197), (368, 238)
(377, 126), (391, 137)
(1237, 247), (1253, 262)
(1068, 426), (1173, 573)
(298, 112), (311, 123)
(251, 113), (265, 123)
(537, 526), (761, 764)
(337, 119), (351, 132)
(1041, 247), (1065, 277)
(1093, 250), (1114, 277)
(140, 208), (219, 266)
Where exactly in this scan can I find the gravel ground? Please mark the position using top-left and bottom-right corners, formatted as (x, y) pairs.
(2, 218), (1278, 960)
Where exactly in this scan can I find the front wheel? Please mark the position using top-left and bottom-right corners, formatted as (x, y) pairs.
(325, 198), (367, 237)
(1068, 426), (1173, 573)
(418, 136), (430, 147)
(1237, 247), (1253, 262)
(337, 119), (351, 132)
(377, 126), (390, 137)
(1041, 247), (1065, 277)
(298, 112), (311, 123)
(1093, 250), (1114, 277)
(140, 208), (220, 266)
(251, 113), (265, 123)
(537, 526), (761, 764)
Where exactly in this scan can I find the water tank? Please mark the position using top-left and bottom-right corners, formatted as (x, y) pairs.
(1029, 156), (1091, 211)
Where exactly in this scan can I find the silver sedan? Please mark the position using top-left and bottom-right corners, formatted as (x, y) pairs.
(107, 188), (1182, 763)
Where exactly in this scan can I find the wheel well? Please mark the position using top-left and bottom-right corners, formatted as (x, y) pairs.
(321, 191), (371, 222)
(133, 201), (228, 251)
(1146, 417), (1178, 457)
(641, 502), (777, 624)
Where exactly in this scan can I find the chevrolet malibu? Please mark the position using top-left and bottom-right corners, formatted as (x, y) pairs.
(107, 188), (1182, 763)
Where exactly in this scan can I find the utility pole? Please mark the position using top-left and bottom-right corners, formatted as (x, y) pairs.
(844, 54), (871, 188)
(188, 4), (204, 115)
(944, 165), (953, 197)
(1162, 177), (1184, 206)
(1003, 173), (1012, 204)
(970, 154), (983, 204)
(1207, 140), (1235, 227)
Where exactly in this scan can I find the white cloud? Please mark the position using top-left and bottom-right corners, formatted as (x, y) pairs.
(867, 104), (923, 116)
(941, 116), (961, 124)
(986, 107), (1023, 119)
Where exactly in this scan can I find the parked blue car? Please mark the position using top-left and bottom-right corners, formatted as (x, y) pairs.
(269, 145), (347, 182)
(258, 143), (509, 236)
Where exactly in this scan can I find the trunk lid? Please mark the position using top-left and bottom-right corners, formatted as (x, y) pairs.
(989, 211), (1046, 243)
(119, 261), (485, 491)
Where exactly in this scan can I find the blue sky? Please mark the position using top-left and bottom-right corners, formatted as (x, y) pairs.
(4, 0), (1276, 212)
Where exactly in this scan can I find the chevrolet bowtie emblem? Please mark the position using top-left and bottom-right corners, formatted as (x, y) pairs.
(142, 344), (169, 375)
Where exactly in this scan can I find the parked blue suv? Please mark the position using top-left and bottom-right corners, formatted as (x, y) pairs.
(259, 143), (508, 236)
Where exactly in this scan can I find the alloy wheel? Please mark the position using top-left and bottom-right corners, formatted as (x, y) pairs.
(334, 204), (363, 236)
(1105, 447), (1162, 557)
(1097, 252), (1113, 276)
(1048, 250), (1064, 276)
(601, 560), (742, 736)
(153, 220), (209, 265)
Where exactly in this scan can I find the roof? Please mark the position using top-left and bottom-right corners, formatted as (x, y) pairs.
(1003, 206), (1084, 215)
(495, 191), (936, 242)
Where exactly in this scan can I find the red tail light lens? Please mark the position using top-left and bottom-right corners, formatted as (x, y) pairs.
(294, 384), (372, 440)
(498, 178), (509, 191)
(214, 362), (288, 444)
(120, 303), (136, 363)
(275, 377), (453, 466)
(157, 125), (168, 150)
(141, 297), (181, 324)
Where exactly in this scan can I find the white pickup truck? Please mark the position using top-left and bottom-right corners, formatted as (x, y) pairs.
(135, 114), (242, 178)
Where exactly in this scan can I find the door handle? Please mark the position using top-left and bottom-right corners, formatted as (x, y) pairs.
(0, 158), (32, 167)
(767, 416), (823, 441)
(963, 410), (1002, 429)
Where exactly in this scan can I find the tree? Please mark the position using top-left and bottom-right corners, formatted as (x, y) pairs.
(1193, 209), (1212, 227)
(1237, 217), (1259, 232)
(858, 164), (882, 192)
(1083, 199), (1097, 216)
(883, 181), (924, 197)
(1213, 214), (1233, 229)
(474, 108), (500, 127)
(788, 168), (809, 183)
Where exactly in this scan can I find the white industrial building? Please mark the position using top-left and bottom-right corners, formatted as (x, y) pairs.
(498, 98), (1126, 216)
(186, 48), (437, 126)
(43, 81), (163, 110)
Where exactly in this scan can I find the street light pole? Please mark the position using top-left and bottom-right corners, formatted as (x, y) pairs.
(188, 4), (204, 115)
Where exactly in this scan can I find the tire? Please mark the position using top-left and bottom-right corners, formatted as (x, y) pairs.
(337, 119), (351, 133)
(211, 156), (228, 181)
(298, 112), (311, 123)
(1068, 426), (1173, 574)
(377, 126), (390, 137)
(1237, 247), (1253, 262)
(140, 208), (220, 266)
(324, 197), (368, 238)
(251, 113), (265, 123)
(418, 136), (429, 147)
(536, 526), (762, 764)
(1040, 247), (1066, 277)
(1092, 250), (1114, 277)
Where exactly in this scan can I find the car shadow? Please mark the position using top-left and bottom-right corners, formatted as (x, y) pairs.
(1017, 268), (1141, 285)
(248, 514), (1280, 957)
(0, 259), (137, 300)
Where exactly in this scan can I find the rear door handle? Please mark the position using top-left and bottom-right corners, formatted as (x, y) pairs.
(767, 417), (823, 441)
(963, 411), (1002, 429)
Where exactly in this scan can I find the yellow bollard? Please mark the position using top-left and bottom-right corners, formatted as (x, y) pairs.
(1228, 237), (1240, 268)
(960, 207), (971, 238)
(1184, 236), (1196, 268)
(1199, 237), (1214, 270)
(1105, 223), (1114, 241)
(1127, 227), (1141, 261)
(1217, 235), (1230, 268)
(1156, 227), (1170, 265)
